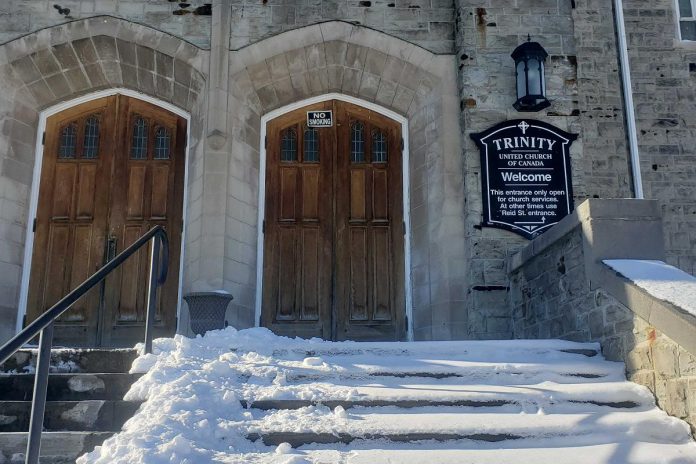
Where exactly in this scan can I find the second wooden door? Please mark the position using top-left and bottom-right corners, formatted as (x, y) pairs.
(262, 100), (405, 341)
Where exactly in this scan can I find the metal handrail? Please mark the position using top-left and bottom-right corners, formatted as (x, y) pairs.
(0, 225), (169, 464)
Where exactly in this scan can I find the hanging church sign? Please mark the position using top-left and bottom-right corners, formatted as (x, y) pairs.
(470, 120), (577, 240)
(307, 110), (333, 128)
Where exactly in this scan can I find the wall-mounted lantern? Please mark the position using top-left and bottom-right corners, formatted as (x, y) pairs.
(512, 36), (550, 112)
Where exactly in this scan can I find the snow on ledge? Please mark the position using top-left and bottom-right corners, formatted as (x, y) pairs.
(603, 259), (696, 319)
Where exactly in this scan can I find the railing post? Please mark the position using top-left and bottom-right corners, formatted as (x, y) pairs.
(26, 321), (54, 464)
(144, 235), (161, 354)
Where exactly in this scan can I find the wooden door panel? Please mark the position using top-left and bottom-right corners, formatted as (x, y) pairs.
(51, 164), (77, 219)
(302, 169), (320, 221)
(349, 227), (369, 321)
(276, 226), (298, 320)
(372, 169), (389, 221)
(279, 168), (298, 221)
(66, 224), (96, 322)
(151, 165), (170, 218)
(350, 170), (367, 221)
(301, 227), (321, 321)
(76, 164), (97, 219)
(115, 224), (146, 322)
(262, 103), (333, 339)
(28, 97), (114, 346)
(27, 95), (183, 347)
(44, 225), (70, 314)
(263, 100), (405, 341)
(126, 166), (146, 219)
(103, 97), (184, 345)
(371, 227), (392, 321)
(335, 101), (405, 341)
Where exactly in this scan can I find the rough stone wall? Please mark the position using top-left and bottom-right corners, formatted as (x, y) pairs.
(228, 0), (456, 54)
(454, 0), (584, 339)
(509, 225), (696, 435)
(0, 1), (211, 49)
(509, 227), (590, 340)
(621, 0), (696, 276)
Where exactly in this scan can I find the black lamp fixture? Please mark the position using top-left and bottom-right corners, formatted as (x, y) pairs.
(511, 35), (550, 112)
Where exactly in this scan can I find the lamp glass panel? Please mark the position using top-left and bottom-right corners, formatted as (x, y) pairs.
(679, 0), (693, 18)
(527, 58), (541, 95)
(516, 61), (526, 98)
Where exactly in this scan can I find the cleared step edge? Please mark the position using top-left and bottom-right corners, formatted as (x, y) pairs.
(246, 431), (523, 447)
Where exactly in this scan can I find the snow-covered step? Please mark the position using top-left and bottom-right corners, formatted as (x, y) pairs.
(0, 400), (142, 432)
(74, 328), (696, 463)
(241, 380), (651, 411)
(0, 372), (142, 401)
(253, 355), (623, 384)
(275, 442), (696, 464)
(246, 406), (691, 448)
(0, 348), (137, 374)
(0, 431), (114, 462)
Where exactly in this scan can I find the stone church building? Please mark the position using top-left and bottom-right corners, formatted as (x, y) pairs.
(0, 0), (693, 348)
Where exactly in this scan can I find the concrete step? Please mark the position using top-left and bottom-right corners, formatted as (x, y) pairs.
(0, 373), (142, 401)
(243, 397), (641, 411)
(241, 380), (651, 411)
(0, 349), (137, 374)
(0, 400), (142, 432)
(247, 431), (522, 446)
(246, 407), (685, 448)
(0, 431), (113, 462)
(265, 443), (696, 464)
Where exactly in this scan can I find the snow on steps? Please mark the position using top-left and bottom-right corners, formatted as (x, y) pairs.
(76, 328), (696, 463)
(0, 349), (140, 463)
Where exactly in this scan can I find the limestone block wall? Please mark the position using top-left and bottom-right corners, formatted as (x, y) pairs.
(621, 0), (696, 276)
(509, 199), (696, 435)
(228, 0), (456, 54)
(0, 1), (211, 49)
(454, 0), (584, 339)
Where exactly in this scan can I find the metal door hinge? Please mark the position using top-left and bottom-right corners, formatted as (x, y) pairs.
(400, 137), (404, 152)
(32, 218), (37, 232)
(402, 221), (406, 235)
(262, 220), (266, 234)
(405, 315), (409, 330)
(41, 132), (46, 145)
(264, 135), (268, 148)
(22, 314), (27, 328)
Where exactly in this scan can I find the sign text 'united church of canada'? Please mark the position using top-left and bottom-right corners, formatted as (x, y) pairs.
(471, 120), (578, 240)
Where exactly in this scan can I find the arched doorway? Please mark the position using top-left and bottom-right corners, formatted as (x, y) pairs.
(26, 94), (186, 347)
(261, 99), (406, 341)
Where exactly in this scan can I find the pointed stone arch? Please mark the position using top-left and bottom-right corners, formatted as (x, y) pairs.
(223, 22), (466, 340)
(0, 17), (207, 343)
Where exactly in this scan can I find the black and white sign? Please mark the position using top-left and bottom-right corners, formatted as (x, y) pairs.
(470, 119), (577, 240)
(307, 110), (333, 128)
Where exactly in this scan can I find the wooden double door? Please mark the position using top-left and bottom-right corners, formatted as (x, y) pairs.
(262, 101), (406, 341)
(27, 95), (185, 347)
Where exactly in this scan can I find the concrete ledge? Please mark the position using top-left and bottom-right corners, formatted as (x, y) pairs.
(509, 199), (663, 273)
(598, 263), (696, 357)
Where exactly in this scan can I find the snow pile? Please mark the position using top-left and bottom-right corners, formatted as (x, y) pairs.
(76, 327), (696, 464)
(604, 259), (696, 318)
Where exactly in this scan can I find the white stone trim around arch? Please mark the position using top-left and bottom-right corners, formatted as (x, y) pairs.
(254, 93), (414, 341)
(16, 88), (192, 336)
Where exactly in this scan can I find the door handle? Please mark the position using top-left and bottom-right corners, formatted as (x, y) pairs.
(106, 235), (117, 263)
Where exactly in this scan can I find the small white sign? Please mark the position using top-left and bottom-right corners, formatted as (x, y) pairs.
(307, 111), (333, 128)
